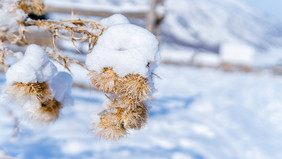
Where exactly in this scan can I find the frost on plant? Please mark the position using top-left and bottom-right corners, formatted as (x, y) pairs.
(86, 14), (159, 140)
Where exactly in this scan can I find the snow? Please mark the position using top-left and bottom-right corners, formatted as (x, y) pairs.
(4, 45), (73, 123)
(254, 47), (282, 68)
(43, 0), (282, 53)
(5, 44), (57, 84)
(161, 47), (195, 64)
(2, 0), (282, 158)
(220, 43), (256, 65)
(100, 14), (129, 28)
(86, 22), (159, 77)
(0, 0), (27, 33)
(50, 72), (73, 105)
(0, 149), (15, 159)
(193, 52), (221, 67)
(2, 63), (282, 158)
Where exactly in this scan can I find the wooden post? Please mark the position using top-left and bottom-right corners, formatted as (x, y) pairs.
(146, 0), (165, 35)
(146, 0), (158, 33)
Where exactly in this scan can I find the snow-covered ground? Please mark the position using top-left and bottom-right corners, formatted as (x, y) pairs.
(1, 63), (282, 159)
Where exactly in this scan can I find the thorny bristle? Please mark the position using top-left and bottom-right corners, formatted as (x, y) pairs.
(89, 68), (151, 101)
(90, 68), (152, 140)
(5, 82), (62, 123)
(17, 0), (45, 15)
(109, 98), (148, 130)
(27, 82), (53, 102)
(1, 0), (104, 72)
(0, 0), (29, 45)
(45, 48), (87, 73)
(0, 47), (18, 72)
(38, 98), (62, 122)
(25, 19), (104, 53)
(97, 109), (128, 141)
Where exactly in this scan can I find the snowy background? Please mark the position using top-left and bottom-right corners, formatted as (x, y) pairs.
(1, 0), (282, 159)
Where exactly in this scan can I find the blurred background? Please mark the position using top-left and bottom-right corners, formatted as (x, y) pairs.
(1, 0), (282, 158)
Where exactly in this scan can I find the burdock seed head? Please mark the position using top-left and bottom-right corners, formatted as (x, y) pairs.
(5, 81), (62, 123)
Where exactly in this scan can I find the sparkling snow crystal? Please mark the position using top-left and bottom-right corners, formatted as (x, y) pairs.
(86, 14), (159, 77)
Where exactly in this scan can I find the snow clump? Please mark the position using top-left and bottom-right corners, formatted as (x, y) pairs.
(100, 14), (129, 28)
(50, 72), (73, 106)
(6, 44), (57, 84)
(4, 44), (73, 123)
(86, 14), (160, 140)
(86, 14), (159, 77)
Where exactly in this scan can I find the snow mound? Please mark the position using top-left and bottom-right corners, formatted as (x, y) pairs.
(100, 14), (129, 28)
(86, 17), (159, 77)
(50, 72), (73, 105)
(6, 44), (57, 84)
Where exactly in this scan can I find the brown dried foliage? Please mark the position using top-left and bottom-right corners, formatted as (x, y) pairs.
(46, 48), (87, 73)
(0, 47), (18, 71)
(1, 0), (104, 72)
(90, 68), (151, 100)
(17, 0), (45, 15)
(90, 68), (152, 140)
(0, 0), (44, 45)
(5, 82), (62, 123)
(25, 19), (104, 53)
(0, 24), (27, 46)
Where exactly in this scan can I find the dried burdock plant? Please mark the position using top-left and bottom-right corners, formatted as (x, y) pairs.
(85, 14), (159, 141)
(1, 0), (159, 141)
(25, 19), (104, 53)
(89, 68), (151, 100)
(0, 47), (18, 71)
(0, 0), (45, 45)
(45, 48), (87, 73)
(4, 44), (72, 123)
(17, 0), (45, 15)
(90, 68), (152, 140)
(5, 82), (62, 123)
(0, 0), (26, 45)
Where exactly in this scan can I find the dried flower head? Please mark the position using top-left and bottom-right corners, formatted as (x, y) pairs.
(17, 0), (45, 15)
(90, 67), (153, 140)
(89, 68), (151, 100)
(5, 82), (62, 123)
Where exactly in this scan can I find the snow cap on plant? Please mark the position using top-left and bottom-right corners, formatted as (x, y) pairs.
(100, 14), (130, 28)
(86, 14), (159, 140)
(4, 44), (72, 123)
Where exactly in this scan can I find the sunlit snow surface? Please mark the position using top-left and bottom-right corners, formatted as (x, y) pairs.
(1, 64), (282, 159)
